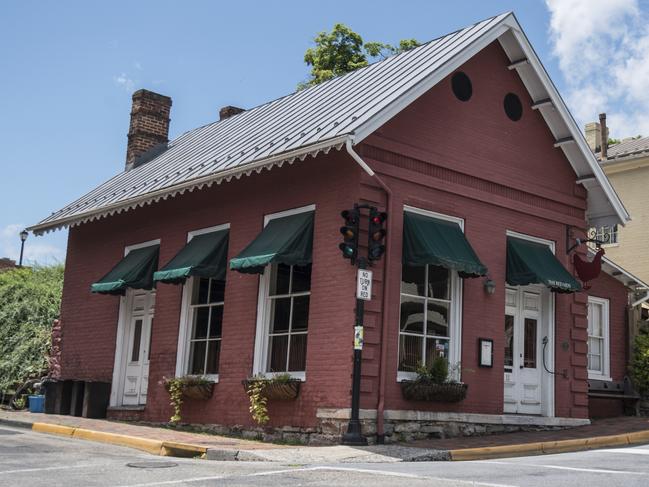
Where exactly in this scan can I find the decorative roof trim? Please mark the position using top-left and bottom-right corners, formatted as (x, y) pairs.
(28, 137), (348, 235)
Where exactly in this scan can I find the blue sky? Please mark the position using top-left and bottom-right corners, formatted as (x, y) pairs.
(1, 0), (647, 264)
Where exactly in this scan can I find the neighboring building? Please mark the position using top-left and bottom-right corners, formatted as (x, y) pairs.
(586, 115), (649, 285)
(28, 13), (643, 443)
(0, 258), (17, 271)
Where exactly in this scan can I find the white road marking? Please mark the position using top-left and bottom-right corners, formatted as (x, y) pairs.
(0, 464), (93, 475)
(483, 460), (646, 476)
(116, 465), (520, 487)
(597, 448), (649, 455)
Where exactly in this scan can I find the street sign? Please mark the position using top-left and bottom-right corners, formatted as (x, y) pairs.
(356, 269), (372, 301)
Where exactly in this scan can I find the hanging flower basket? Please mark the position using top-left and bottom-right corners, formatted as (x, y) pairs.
(400, 380), (468, 402)
(242, 378), (301, 401)
(181, 382), (214, 400)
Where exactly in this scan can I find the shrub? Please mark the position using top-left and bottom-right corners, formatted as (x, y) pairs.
(0, 265), (64, 391)
(631, 332), (649, 395)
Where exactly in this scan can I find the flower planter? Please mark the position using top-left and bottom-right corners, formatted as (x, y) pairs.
(400, 380), (468, 402)
(181, 382), (214, 400)
(242, 379), (301, 400)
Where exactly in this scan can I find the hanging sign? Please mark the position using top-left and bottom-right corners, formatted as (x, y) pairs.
(354, 325), (364, 350)
(356, 269), (373, 301)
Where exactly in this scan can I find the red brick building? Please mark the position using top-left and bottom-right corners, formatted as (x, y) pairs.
(29, 13), (648, 443)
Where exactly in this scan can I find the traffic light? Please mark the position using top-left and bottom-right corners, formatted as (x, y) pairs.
(339, 207), (360, 263)
(368, 208), (387, 262)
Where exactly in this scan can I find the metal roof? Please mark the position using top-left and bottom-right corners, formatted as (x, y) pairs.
(599, 136), (649, 162)
(29, 11), (628, 234)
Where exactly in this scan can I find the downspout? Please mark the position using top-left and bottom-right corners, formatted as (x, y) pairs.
(345, 138), (393, 444)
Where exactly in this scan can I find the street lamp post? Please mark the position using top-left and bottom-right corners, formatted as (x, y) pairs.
(19, 229), (28, 267)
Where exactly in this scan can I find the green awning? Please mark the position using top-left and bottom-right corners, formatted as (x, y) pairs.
(154, 230), (229, 284)
(402, 211), (487, 278)
(91, 245), (159, 295)
(230, 211), (314, 274)
(506, 237), (580, 293)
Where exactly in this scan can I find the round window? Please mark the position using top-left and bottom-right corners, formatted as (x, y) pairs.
(451, 72), (472, 101)
(504, 93), (523, 121)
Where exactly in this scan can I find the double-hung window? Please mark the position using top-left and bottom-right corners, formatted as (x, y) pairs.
(187, 276), (224, 376)
(398, 207), (470, 381)
(587, 296), (610, 380)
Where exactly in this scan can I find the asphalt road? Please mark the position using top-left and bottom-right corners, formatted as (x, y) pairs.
(3, 424), (649, 487)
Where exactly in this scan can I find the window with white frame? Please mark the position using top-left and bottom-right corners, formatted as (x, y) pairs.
(253, 206), (314, 378)
(593, 225), (618, 245)
(398, 208), (462, 378)
(587, 296), (610, 379)
(265, 263), (311, 373)
(187, 276), (225, 376)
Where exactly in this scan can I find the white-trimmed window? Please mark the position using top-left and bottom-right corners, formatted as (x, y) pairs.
(593, 225), (618, 245)
(175, 225), (229, 381)
(587, 296), (610, 380)
(397, 207), (463, 381)
(253, 205), (315, 380)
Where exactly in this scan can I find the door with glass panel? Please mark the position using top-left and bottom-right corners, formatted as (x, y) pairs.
(504, 287), (542, 415)
(122, 290), (155, 406)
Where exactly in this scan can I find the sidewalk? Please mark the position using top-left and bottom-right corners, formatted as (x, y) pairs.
(2, 409), (649, 462)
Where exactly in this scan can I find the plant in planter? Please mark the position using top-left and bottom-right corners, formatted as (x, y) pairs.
(400, 357), (468, 402)
(162, 375), (214, 423)
(243, 373), (301, 425)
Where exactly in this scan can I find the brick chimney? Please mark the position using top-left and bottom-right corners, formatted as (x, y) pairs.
(126, 89), (172, 170)
(219, 105), (244, 121)
(599, 113), (608, 159)
(585, 121), (601, 152)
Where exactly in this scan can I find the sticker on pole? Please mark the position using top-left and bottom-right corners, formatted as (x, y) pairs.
(356, 269), (373, 301)
(354, 325), (364, 350)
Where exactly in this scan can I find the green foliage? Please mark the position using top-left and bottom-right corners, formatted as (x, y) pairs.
(301, 24), (420, 88)
(415, 357), (449, 384)
(245, 373), (293, 425)
(631, 332), (649, 395)
(0, 265), (64, 391)
(162, 375), (212, 423)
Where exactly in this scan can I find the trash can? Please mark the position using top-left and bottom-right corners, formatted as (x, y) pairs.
(28, 395), (45, 413)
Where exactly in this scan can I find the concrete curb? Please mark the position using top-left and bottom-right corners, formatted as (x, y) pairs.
(448, 430), (649, 461)
(4, 416), (649, 463)
(1, 417), (207, 459)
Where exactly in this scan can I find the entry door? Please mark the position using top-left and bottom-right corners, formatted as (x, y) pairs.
(121, 290), (155, 406)
(504, 287), (542, 415)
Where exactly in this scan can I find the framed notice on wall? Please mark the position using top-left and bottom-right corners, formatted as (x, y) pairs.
(478, 338), (493, 368)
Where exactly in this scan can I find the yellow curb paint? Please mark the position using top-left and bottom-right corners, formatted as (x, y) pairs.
(585, 434), (629, 449)
(160, 441), (207, 458)
(450, 442), (544, 461)
(72, 428), (163, 455)
(32, 423), (76, 437)
(541, 438), (589, 454)
(627, 430), (649, 444)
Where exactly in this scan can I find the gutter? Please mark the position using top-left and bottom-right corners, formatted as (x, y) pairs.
(345, 138), (393, 444)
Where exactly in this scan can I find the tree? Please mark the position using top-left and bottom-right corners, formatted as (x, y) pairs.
(301, 24), (419, 88)
(0, 265), (64, 392)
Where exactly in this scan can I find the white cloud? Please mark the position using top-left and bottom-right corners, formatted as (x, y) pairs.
(1, 224), (64, 266)
(113, 72), (136, 92)
(545, 0), (649, 138)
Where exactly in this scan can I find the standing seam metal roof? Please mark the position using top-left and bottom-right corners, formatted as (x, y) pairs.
(30, 13), (509, 234)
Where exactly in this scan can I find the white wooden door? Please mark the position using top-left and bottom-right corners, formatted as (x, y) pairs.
(504, 287), (542, 415)
(121, 291), (155, 406)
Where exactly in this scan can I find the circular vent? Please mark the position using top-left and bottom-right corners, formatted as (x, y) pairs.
(451, 72), (472, 101)
(504, 93), (523, 121)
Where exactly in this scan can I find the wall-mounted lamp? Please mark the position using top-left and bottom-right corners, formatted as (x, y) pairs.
(483, 277), (496, 295)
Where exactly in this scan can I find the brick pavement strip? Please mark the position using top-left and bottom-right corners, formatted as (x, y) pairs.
(2, 410), (649, 462)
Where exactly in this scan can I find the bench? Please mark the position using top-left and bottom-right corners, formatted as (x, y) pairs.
(588, 376), (640, 416)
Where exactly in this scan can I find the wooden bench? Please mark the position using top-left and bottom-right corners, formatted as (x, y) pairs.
(588, 376), (640, 416)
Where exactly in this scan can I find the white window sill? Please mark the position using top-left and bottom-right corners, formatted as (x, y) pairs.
(601, 243), (619, 248)
(178, 373), (219, 383)
(255, 371), (306, 382)
(588, 372), (612, 381)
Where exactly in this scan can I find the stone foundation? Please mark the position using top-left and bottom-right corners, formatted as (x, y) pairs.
(150, 409), (590, 446)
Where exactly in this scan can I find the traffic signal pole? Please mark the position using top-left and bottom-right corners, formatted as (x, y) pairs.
(342, 256), (368, 446)
(340, 204), (387, 446)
